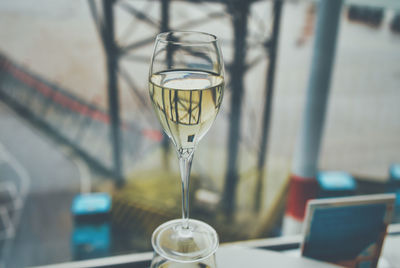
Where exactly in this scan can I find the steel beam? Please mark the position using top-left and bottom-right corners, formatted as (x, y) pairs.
(103, 0), (123, 185)
(254, 0), (283, 212)
(223, 1), (249, 217)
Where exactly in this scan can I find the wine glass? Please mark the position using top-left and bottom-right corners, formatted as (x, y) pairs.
(148, 31), (224, 263)
(150, 248), (217, 268)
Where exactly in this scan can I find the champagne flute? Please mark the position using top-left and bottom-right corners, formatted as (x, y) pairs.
(148, 31), (224, 263)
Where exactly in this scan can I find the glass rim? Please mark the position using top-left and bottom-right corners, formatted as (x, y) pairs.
(156, 31), (218, 45)
(151, 218), (219, 263)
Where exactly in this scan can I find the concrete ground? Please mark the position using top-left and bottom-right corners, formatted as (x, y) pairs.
(0, 101), (81, 267)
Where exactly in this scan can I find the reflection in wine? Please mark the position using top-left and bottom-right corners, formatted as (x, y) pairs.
(149, 70), (224, 149)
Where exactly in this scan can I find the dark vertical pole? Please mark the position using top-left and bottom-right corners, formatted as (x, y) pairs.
(161, 0), (169, 33)
(160, 0), (171, 168)
(223, 1), (249, 217)
(254, 0), (283, 212)
(103, 0), (123, 185)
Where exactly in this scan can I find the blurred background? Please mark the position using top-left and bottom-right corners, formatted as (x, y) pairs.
(0, 0), (399, 267)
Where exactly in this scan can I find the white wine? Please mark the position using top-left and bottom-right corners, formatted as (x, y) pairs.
(149, 70), (224, 149)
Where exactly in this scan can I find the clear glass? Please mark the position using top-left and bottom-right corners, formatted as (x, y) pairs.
(148, 31), (224, 262)
(150, 247), (217, 268)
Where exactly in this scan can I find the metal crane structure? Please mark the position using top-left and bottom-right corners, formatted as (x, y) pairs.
(89, 0), (283, 215)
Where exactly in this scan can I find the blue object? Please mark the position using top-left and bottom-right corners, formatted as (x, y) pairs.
(317, 171), (356, 198)
(386, 165), (400, 223)
(396, 190), (400, 206)
(72, 223), (110, 260)
(304, 203), (386, 262)
(71, 193), (111, 216)
(389, 164), (400, 181)
(318, 171), (356, 191)
(73, 223), (110, 246)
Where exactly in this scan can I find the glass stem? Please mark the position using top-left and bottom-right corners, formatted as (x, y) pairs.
(177, 148), (195, 229)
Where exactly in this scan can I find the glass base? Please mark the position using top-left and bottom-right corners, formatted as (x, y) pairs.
(151, 219), (219, 263)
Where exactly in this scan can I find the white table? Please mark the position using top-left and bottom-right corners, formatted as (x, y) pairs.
(217, 246), (342, 268)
